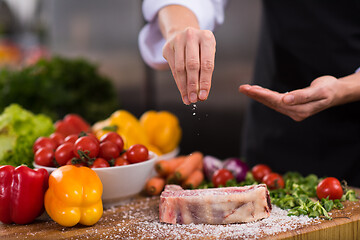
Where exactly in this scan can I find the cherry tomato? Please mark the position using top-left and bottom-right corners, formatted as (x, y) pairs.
(212, 169), (234, 187)
(98, 141), (120, 160)
(50, 132), (65, 148)
(126, 144), (149, 164)
(74, 136), (100, 159)
(55, 142), (75, 166)
(66, 159), (86, 167)
(55, 120), (79, 137)
(100, 132), (124, 153)
(87, 133), (100, 144)
(251, 164), (272, 182)
(34, 147), (55, 167)
(120, 152), (128, 160)
(114, 157), (129, 166)
(33, 137), (57, 153)
(262, 173), (285, 190)
(63, 114), (90, 133)
(64, 134), (78, 144)
(90, 158), (110, 168)
(316, 177), (343, 200)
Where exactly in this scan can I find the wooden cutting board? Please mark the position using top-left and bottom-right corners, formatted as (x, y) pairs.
(0, 189), (359, 240)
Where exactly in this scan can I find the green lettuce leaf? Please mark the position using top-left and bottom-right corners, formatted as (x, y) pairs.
(0, 104), (54, 167)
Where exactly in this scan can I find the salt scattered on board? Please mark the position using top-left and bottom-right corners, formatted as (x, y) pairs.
(100, 197), (320, 240)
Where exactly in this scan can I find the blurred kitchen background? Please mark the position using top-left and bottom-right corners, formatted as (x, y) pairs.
(0, 0), (262, 159)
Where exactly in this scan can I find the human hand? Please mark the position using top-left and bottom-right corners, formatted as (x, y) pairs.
(162, 27), (216, 105)
(238, 76), (342, 121)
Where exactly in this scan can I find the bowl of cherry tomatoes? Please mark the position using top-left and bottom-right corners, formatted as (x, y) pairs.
(90, 149), (157, 206)
(33, 131), (158, 206)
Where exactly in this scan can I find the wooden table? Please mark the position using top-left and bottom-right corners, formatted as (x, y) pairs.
(1, 190), (359, 240)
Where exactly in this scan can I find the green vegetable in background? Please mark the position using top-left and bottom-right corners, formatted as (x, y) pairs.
(0, 104), (54, 167)
(0, 56), (119, 123)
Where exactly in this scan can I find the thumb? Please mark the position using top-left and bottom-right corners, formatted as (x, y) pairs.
(282, 87), (325, 105)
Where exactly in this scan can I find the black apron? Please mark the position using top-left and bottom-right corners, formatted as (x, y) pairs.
(242, 1), (360, 186)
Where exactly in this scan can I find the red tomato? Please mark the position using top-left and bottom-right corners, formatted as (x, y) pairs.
(100, 132), (124, 152)
(55, 142), (75, 166)
(316, 177), (343, 200)
(114, 157), (129, 166)
(66, 159), (86, 167)
(54, 120), (79, 137)
(90, 158), (110, 168)
(212, 169), (234, 187)
(87, 133), (100, 144)
(262, 173), (285, 190)
(33, 137), (57, 153)
(126, 144), (149, 164)
(64, 134), (78, 144)
(251, 164), (272, 182)
(34, 147), (55, 167)
(98, 141), (120, 160)
(120, 152), (128, 160)
(63, 114), (90, 133)
(50, 132), (65, 148)
(74, 136), (100, 159)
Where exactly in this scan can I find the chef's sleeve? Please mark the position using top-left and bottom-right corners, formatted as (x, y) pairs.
(138, 0), (227, 69)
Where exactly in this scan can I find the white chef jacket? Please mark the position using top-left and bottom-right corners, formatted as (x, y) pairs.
(138, 0), (360, 73)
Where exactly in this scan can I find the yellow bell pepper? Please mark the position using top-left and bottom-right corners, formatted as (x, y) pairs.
(44, 165), (103, 227)
(91, 109), (164, 155)
(109, 110), (150, 149)
(147, 144), (163, 156)
(140, 111), (182, 154)
(92, 118), (111, 139)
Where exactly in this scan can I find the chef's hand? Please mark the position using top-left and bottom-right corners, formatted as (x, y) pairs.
(162, 28), (216, 105)
(238, 76), (343, 121)
(159, 6), (216, 105)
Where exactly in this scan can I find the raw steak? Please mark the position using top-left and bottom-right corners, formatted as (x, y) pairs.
(159, 184), (272, 224)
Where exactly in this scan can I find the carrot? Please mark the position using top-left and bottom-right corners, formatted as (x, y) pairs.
(196, 155), (203, 170)
(174, 151), (203, 181)
(155, 156), (186, 177)
(166, 172), (180, 184)
(182, 169), (204, 189)
(145, 177), (165, 196)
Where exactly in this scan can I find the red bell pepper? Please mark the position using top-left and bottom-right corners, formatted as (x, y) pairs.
(0, 165), (49, 224)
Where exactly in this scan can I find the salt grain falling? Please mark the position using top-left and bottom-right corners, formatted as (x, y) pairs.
(190, 103), (201, 137)
(192, 104), (197, 116)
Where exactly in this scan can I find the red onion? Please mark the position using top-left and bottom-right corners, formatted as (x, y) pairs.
(203, 155), (223, 181)
(223, 158), (249, 182)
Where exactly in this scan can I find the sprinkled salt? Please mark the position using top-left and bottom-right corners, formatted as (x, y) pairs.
(99, 198), (320, 240)
(191, 104), (197, 116)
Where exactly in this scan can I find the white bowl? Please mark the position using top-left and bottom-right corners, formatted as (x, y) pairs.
(33, 152), (158, 207)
